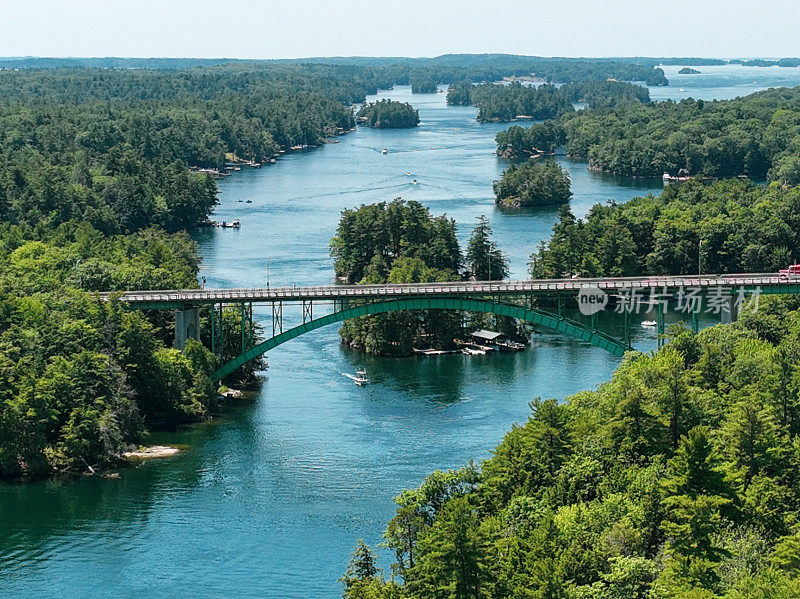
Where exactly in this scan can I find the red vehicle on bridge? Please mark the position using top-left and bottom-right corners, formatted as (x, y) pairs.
(779, 264), (800, 281)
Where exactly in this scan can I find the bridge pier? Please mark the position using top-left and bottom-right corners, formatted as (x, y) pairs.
(174, 306), (200, 350)
(720, 294), (739, 325)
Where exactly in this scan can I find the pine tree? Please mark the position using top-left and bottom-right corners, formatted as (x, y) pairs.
(465, 216), (508, 281)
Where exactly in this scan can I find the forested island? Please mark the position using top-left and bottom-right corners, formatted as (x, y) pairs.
(493, 160), (572, 207)
(356, 100), (420, 128)
(330, 201), (518, 355)
(678, 67), (701, 74)
(447, 80), (649, 122)
(410, 76), (438, 93)
(496, 87), (800, 183)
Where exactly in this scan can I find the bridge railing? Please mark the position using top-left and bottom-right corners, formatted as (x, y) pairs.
(98, 273), (798, 305)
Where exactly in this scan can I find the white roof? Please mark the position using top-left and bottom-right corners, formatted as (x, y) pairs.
(471, 330), (505, 341)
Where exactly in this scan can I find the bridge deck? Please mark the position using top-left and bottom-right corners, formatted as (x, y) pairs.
(100, 273), (799, 306)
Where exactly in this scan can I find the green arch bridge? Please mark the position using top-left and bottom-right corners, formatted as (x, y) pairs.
(100, 274), (799, 382)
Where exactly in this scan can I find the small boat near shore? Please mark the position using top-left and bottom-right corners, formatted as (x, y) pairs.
(641, 320), (657, 327)
(413, 348), (461, 355)
(462, 347), (486, 355)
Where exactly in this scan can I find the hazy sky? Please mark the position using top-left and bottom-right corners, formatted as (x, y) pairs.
(2, 0), (798, 59)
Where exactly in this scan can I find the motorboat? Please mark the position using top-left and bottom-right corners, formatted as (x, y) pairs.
(343, 371), (369, 385)
(462, 347), (486, 355)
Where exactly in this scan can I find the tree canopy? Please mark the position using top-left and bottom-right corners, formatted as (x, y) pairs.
(343, 305), (800, 598)
(493, 160), (572, 208)
(530, 179), (800, 278)
(449, 80), (650, 122)
(497, 86), (800, 182)
(357, 100), (420, 128)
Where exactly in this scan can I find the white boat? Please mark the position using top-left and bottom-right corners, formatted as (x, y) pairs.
(413, 348), (460, 355)
(381, 148), (388, 154)
(343, 372), (369, 385)
(462, 347), (486, 355)
(412, 179), (418, 185)
(641, 320), (657, 327)
(405, 171), (412, 176)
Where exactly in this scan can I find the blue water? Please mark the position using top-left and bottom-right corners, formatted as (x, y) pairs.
(3, 65), (800, 599)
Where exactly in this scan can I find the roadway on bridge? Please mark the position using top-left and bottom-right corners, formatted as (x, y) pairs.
(101, 273), (797, 306)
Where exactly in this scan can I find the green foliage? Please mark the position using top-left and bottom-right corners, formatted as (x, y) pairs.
(354, 308), (800, 597)
(449, 80), (649, 123)
(330, 199), (464, 355)
(465, 216), (509, 280)
(497, 86), (800, 179)
(495, 121), (567, 158)
(330, 203), (522, 355)
(0, 222), (218, 477)
(410, 77), (438, 94)
(559, 81), (651, 108)
(330, 199), (461, 284)
(340, 540), (404, 599)
(463, 82), (575, 122)
(493, 161), (572, 208)
(357, 100), (420, 128)
(530, 180), (800, 278)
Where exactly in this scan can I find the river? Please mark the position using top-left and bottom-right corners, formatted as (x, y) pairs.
(3, 64), (800, 598)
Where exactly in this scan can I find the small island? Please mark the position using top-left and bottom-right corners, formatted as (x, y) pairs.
(356, 99), (420, 128)
(493, 160), (572, 207)
(678, 67), (701, 74)
(410, 76), (438, 93)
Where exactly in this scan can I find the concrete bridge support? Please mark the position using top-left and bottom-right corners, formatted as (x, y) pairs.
(720, 294), (739, 325)
(174, 306), (200, 350)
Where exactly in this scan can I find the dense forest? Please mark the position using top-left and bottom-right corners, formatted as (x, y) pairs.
(410, 76), (439, 94)
(0, 55), (670, 88)
(0, 65), (391, 476)
(493, 160), (572, 208)
(495, 121), (567, 158)
(496, 87), (800, 182)
(339, 176), (800, 598)
(273, 54), (669, 86)
(342, 300), (800, 598)
(357, 100), (420, 128)
(0, 56), (680, 478)
(330, 202), (516, 355)
(529, 179), (800, 279)
(447, 81), (649, 122)
(0, 224), (214, 476)
(447, 82), (574, 121)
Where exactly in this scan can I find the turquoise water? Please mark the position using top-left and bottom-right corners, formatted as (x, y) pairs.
(3, 65), (800, 599)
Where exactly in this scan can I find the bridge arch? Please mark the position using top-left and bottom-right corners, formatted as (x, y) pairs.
(212, 297), (630, 381)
